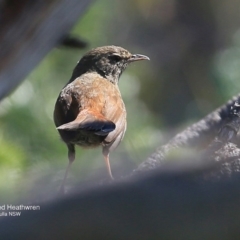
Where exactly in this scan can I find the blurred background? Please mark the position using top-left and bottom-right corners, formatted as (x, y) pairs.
(1, 0), (240, 202)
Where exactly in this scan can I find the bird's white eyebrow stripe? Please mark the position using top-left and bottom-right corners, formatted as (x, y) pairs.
(112, 52), (129, 59)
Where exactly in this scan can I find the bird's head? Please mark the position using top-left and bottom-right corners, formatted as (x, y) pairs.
(71, 45), (150, 84)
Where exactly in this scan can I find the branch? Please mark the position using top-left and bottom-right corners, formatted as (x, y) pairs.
(0, 0), (93, 100)
(1, 164), (240, 239)
(135, 94), (240, 173)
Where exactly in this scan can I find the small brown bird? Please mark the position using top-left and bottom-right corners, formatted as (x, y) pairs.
(54, 45), (149, 190)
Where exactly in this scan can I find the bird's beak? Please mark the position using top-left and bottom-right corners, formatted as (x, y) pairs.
(128, 54), (150, 62)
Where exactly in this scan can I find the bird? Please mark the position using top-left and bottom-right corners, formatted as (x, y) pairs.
(54, 45), (149, 191)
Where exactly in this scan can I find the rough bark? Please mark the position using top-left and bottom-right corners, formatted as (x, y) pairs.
(135, 94), (240, 175)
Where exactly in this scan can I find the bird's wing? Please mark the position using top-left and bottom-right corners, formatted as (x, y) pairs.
(54, 84), (78, 128)
(57, 109), (116, 136)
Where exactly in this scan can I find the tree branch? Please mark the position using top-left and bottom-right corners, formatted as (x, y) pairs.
(135, 94), (240, 173)
(0, 0), (92, 100)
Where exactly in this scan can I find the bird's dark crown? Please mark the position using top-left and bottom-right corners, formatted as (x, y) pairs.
(70, 45), (149, 84)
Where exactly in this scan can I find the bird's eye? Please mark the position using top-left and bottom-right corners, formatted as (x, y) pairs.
(109, 54), (122, 62)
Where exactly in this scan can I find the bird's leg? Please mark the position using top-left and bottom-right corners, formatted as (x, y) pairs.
(59, 144), (75, 193)
(102, 150), (114, 180)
